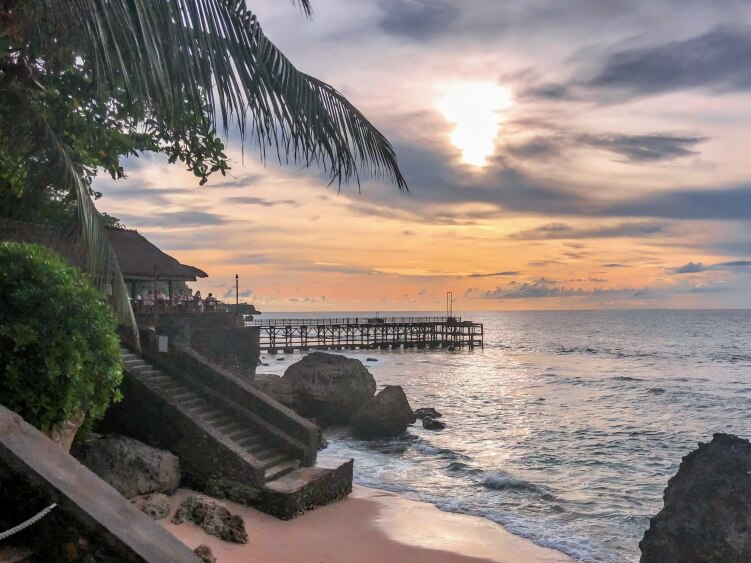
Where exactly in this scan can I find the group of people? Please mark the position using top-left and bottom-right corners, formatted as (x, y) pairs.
(132, 288), (220, 312)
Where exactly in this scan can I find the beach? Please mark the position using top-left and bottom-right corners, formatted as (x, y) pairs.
(161, 486), (572, 562)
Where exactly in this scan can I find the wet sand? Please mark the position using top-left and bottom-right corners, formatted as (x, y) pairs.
(161, 485), (573, 562)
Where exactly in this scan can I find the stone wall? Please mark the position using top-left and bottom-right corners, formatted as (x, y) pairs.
(135, 312), (260, 380)
(0, 405), (201, 562)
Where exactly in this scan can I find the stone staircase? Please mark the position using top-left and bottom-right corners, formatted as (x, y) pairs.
(107, 346), (353, 519)
(120, 349), (300, 482)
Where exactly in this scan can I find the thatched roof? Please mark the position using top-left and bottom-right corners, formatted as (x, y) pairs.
(0, 219), (207, 281)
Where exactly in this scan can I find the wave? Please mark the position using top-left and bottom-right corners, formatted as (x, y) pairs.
(481, 470), (542, 493)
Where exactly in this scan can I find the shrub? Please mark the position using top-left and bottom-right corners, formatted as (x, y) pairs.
(0, 242), (122, 431)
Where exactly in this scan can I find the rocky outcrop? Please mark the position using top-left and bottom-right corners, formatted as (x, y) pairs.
(640, 433), (751, 563)
(422, 416), (445, 430)
(75, 435), (180, 499)
(173, 494), (248, 544)
(351, 386), (416, 439)
(194, 544), (217, 563)
(281, 353), (376, 424)
(414, 407), (442, 419)
(140, 493), (171, 520)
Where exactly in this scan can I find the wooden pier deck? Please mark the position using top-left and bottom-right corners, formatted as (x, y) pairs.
(247, 316), (484, 353)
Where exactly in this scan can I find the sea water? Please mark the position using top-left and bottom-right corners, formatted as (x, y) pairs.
(256, 310), (751, 562)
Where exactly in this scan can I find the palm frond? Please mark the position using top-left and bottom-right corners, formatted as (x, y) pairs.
(8, 85), (138, 339)
(32, 0), (407, 190)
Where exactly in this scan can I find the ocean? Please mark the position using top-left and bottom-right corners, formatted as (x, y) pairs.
(255, 310), (751, 562)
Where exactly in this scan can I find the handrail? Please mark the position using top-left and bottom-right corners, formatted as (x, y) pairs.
(246, 316), (462, 327)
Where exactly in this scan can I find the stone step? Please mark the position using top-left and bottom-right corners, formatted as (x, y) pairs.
(186, 405), (222, 419)
(253, 446), (281, 460)
(264, 459), (299, 481)
(236, 435), (265, 449)
(261, 452), (288, 468)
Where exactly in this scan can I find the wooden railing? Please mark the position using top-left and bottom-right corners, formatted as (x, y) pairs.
(246, 316), (460, 327)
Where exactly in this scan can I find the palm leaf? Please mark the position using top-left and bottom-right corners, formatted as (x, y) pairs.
(31, 0), (407, 190)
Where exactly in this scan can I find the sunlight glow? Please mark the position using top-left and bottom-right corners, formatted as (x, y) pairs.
(438, 82), (513, 167)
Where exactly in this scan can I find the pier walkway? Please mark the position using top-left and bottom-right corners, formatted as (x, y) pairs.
(246, 316), (484, 353)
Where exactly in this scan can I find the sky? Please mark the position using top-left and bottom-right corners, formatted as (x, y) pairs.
(96, 0), (751, 311)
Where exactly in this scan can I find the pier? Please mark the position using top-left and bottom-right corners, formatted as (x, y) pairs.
(247, 316), (484, 353)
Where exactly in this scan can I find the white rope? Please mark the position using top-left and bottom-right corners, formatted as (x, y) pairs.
(0, 503), (57, 541)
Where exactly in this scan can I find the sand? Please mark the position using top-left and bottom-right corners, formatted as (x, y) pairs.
(160, 486), (573, 563)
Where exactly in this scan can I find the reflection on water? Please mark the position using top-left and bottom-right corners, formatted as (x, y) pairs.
(256, 310), (751, 562)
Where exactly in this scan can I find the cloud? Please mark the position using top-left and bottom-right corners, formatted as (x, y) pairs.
(602, 263), (629, 268)
(233, 253), (274, 265)
(117, 210), (229, 228)
(378, 0), (458, 40)
(207, 173), (265, 189)
(578, 134), (706, 163)
(467, 271), (521, 278)
(606, 185), (751, 220)
(509, 221), (668, 240)
(465, 278), (650, 300)
(224, 196), (299, 207)
(588, 27), (751, 97)
(673, 260), (751, 274)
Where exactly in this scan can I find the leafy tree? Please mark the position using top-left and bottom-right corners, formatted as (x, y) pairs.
(0, 1), (407, 331)
(0, 242), (122, 432)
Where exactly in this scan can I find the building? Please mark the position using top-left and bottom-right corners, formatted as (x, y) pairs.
(0, 219), (207, 301)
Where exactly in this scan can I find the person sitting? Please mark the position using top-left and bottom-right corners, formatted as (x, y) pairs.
(143, 291), (155, 306)
(156, 289), (167, 301)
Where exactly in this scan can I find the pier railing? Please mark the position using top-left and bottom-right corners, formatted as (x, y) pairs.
(246, 316), (459, 327)
(247, 316), (483, 352)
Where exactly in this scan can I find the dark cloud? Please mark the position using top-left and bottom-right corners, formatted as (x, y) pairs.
(509, 221), (668, 240)
(578, 134), (706, 162)
(378, 0), (459, 40)
(602, 263), (629, 268)
(117, 210), (228, 228)
(673, 260), (751, 274)
(606, 185), (751, 220)
(465, 278), (651, 300)
(588, 27), (751, 97)
(467, 271), (520, 278)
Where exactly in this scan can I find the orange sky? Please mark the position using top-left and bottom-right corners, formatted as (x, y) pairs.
(95, 1), (751, 311)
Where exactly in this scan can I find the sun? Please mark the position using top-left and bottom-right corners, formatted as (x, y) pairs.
(437, 82), (513, 167)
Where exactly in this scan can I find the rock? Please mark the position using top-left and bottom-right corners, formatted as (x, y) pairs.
(253, 373), (297, 407)
(351, 386), (416, 439)
(140, 493), (171, 520)
(422, 416), (446, 430)
(74, 435), (180, 499)
(414, 407), (442, 419)
(366, 358), (378, 362)
(193, 545), (217, 563)
(318, 436), (329, 451)
(282, 352), (377, 424)
(276, 357), (285, 361)
(46, 410), (86, 451)
(173, 494), (248, 544)
(640, 433), (751, 563)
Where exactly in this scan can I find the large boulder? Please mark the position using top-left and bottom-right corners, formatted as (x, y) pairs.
(253, 373), (297, 407)
(74, 435), (180, 499)
(173, 494), (248, 544)
(282, 352), (376, 424)
(351, 386), (416, 439)
(640, 433), (751, 563)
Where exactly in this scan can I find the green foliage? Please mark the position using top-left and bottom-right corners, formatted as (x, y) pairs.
(0, 242), (123, 431)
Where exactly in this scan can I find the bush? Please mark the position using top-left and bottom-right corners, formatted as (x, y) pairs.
(0, 242), (122, 431)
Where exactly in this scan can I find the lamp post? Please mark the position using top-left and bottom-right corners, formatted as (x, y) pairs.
(235, 274), (239, 309)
